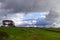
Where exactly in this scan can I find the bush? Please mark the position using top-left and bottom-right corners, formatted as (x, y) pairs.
(0, 31), (9, 40)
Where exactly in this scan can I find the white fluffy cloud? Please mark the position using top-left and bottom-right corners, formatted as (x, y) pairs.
(4, 13), (25, 26)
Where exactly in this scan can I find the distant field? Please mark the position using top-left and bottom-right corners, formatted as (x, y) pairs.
(0, 27), (60, 40)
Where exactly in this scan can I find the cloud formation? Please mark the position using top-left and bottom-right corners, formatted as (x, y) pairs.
(46, 0), (60, 27)
(0, 0), (60, 27)
(0, 0), (49, 26)
(0, 0), (49, 12)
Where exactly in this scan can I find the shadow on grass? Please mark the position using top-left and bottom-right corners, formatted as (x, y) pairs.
(0, 31), (9, 40)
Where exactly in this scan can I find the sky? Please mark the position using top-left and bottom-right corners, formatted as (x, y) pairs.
(4, 12), (47, 26)
(14, 12), (48, 27)
(23, 12), (47, 20)
(0, 0), (60, 27)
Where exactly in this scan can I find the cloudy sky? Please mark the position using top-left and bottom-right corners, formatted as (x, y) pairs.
(0, 0), (60, 27)
(0, 0), (49, 26)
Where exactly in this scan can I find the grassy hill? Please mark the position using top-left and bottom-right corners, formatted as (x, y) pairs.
(0, 27), (60, 40)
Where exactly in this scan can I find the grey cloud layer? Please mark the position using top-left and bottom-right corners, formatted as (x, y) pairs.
(46, 0), (60, 27)
(0, 0), (49, 21)
(0, 0), (49, 12)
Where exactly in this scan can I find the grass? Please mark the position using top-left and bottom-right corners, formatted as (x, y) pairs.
(0, 27), (60, 40)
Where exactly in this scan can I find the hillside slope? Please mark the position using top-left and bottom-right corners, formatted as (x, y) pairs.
(0, 27), (60, 40)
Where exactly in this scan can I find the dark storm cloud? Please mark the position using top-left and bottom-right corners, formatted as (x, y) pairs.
(0, 0), (5, 2)
(0, 0), (49, 19)
(0, 0), (49, 12)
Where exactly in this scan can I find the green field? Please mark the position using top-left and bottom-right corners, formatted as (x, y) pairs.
(0, 27), (60, 40)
